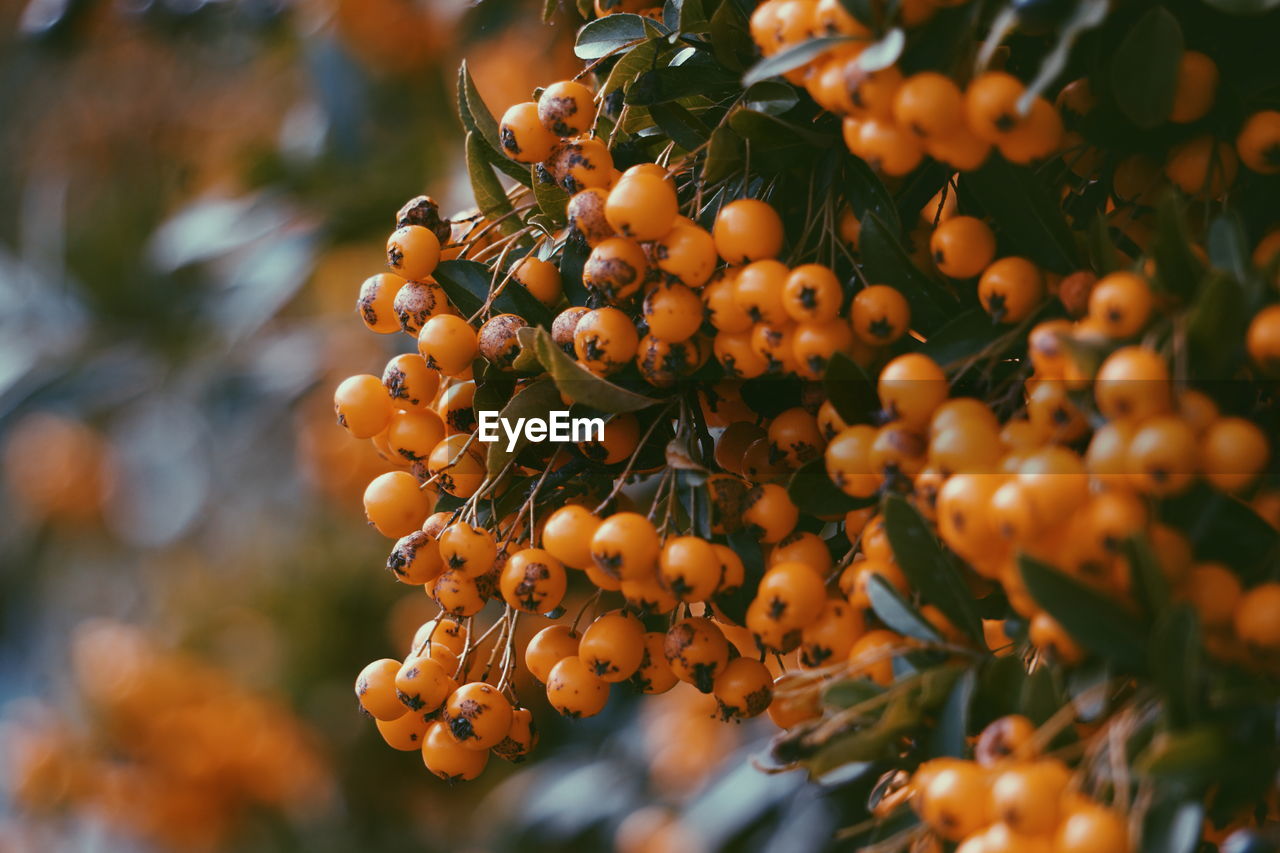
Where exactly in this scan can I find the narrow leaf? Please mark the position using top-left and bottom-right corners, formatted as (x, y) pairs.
(484, 379), (562, 475)
(822, 351), (879, 425)
(882, 494), (983, 643)
(464, 132), (517, 233)
(866, 574), (944, 643)
(531, 326), (661, 412)
(1109, 7), (1183, 129)
(576, 14), (653, 59)
(962, 157), (1080, 274)
(742, 36), (855, 86)
(1019, 554), (1147, 671)
(859, 212), (956, 335)
(788, 457), (878, 516)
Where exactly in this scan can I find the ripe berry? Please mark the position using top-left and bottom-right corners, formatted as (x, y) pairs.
(630, 632), (679, 694)
(546, 655), (611, 717)
(511, 256), (563, 307)
(437, 381), (478, 434)
(849, 117), (924, 176)
(643, 282), (704, 343)
(713, 657), (774, 720)
(757, 562), (827, 628)
(499, 101), (558, 163)
(421, 720), (488, 781)
(377, 712), (430, 751)
(387, 225), (442, 282)
(541, 504), (601, 569)
(846, 65), (903, 119)
(547, 137), (615, 193)
(1093, 346), (1171, 422)
(438, 521), (498, 577)
(742, 483), (799, 543)
(1170, 51), (1218, 124)
(358, 273), (407, 334)
(782, 264), (843, 323)
(920, 760), (992, 840)
(1186, 563), (1242, 629)
(664, 617), (731, 693)
(930, 216), (995, 279)
(383, 353), (440, 412)
(590, 512), (661, 581)
(394, 656), (456, 714)
(393, 279), (446, 335)
(477, 314), (528, 371)
(1237, 110), (1280, 175)
(364, 471), (432, 538)
(1088, 271), (1153, 338)
(713, 199), (784, 264)
(335, 374), (394, 439)
(499, 548), (567, 613)
(567, 187), (614, 246)
(800, 599), (865, 667)
(1234, 582), (1280, 650)
(586, 236), (655, 303)
(1165, 135), (1237, 198)
(431, 569), (492, 617)
(428, 434), (486, 497)
(537, 80), (595, 137)
(652, 222), (718, 288)
(966, 71), (1026, 142)
(767, 408), (826, 468)
(847, 629), (899, 686)
(770, 530), (834, 575)
(492, 706), (538, 763)
(878, 353), (949, 431)
(975, 714), (1036, 766)
(1127, 415), (1198, 495)
(892, 71), (963, 138)
(851, 284), (910, 344)
(704, 270), (753, 333)
(580, 609), (647, 681)
(1055, 803), (1130, 853)
(734, 259), (791, 326)
(1202, 417), (1269, 493)
(387, 529), (445, 585)
(606, 173), (678, 241)
(978, 257), (1044, 324)
(826, 424), (880, 498)
(714, 330), (770, 379)
(525, 625), (580, 684)
(356, 658), (408, 721)
(575, 306), (640, 376)
(991, 758), (1071, 834)
(658, 536), (721, 602)
(442, 682), (512, 750)
(417, 314), (477, 377)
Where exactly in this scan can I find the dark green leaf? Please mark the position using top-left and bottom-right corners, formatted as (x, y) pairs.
(1019, 554), (1147, 671)
(715, 529), (766, 624)
(853, 27), (903, 72)
(822, 351), (879, 424)
(1207, 211), (1262, 306)
(1159, 484), (1278, 583)
(1201, 0), (1280, 11)
(458, 64), (533, 187)
(741, 36), (856, 87)
(599, 38), (661, 100)
(787, 457), (878, 516)
(1136, 726), (1228, 781)
(484, 379), (562, 475)
(703, 125), (744, 183)
(464, 132), (518, 235)
(433, 259), (554, 328)
(532, 176), (570, 228)
(1126, 533), (1170, 618)
(859, 212), (956, 335)
(742, 80), (800, 116)
(962, 157), (1080, 274)
(866, 574), (944, 643)
(1149, 604), (1201, 729)
(843, 155), (901, 236)
(1140, 798), (1203, 853)
(926, 667), (976, 758)
(1018, 665), (1061, 726)
(575, 13), (655, 59)
(709, 0), (753, 72)
(823, 678), (886, 708)
(1109, 7), (1183, 128)
(627, 61), (739, 106)
(729, 107), (833, 150)
(882, 494), (983, 643)
(648, 101), (713, 150)
(1186, 272), (1248, 371)
(1087, 212), (1119, 276)
(919, 309), (1002, 367)
(1151, 193), (1205, 300)
(530, 326), (661, 412)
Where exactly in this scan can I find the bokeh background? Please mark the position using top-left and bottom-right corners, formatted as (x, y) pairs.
(0, 2), (830, 850)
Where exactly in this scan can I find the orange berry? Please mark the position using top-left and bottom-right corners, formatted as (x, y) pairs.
(630, 632), (680, 694)
(878, 353), (949, 430)
(978, 257), (1044, 324)
(574, 306), (640, 375)
(712, 657), (774, 720)
(525, 624), (580, 683)
(847, 629), (899, 686)
(335, 374), (394, 439)
(783, 263), (843, 324)
(966, 71), (1025, 141)
(364, 471), (432, 538)
(892, 71), (963, 138)
(537, 80), (595, 137)
(930, 216), (995, 279)
(664, 617), (731, 693)
(386, 225), (441, 281)
(606, 174), (678, 241)
(1237, 110), (1280, 175)
(358, 273), (407, 334)
(851, 284), (910, 344)
(394, 656), (456, 715)
(1235, 582), (1280, 650)
(713, 199), (784, 264)
(1165, 135), (1238, 198)
(590, 512), (661, 582)
(742, 482), (799, 543)
(356, 658), (408, 721)
(499, 547), (567, 613)
(547, 655), (611, 717)
(499, 101), (558, 163)
(421, 720), (488, 781)
(1169, 51), (1218, 123)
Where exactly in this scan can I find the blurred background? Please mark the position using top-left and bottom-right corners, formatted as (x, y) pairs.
(0, 1), (832, 850)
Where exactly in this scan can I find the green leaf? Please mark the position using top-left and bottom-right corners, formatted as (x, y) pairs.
(882, 494), (983, 643)
(532, 176), (570, 228)
(1151, 193), (1205, 301)
(649, 101), (712, 150)
(741, 36), (856, 86)
(822, 351), (879, 424)
(599, 38), (662, 100)
(1125, 533), (1170, 618)
(530, 326), (661, 412)
(703, 125), (744, 184)
(729, 106), (833, 150)
(464, 132), (518, 233)
(1149, 604), (1201, 729)
(709, 0), (753, 72)
(1109, 7), (1184, 128)
(1207, 211), (1262, 307)
(484, 379), (562, 475)
(788, 457), (878, 516)
(433, 259), (554, 328)
(1140, 799), (1204, 853)
(1201, 0), (1280, 14)
(742, 80), (800, 116)
(1158, 484), (1278, 583)
(1019, 554), (1147, 671)
(866, 574), (944, 643)
(1186, 272), (1248, 371)
(823, 678), (886, 708)
(926, 667), (976, 759)
(859, 212), (956, 335)
(853, 27), (903, 72)
(962, 157), (1080, 274)
(843, 154), (901, 236)
(458, 64), (532, 187)
(575, 13), (654, 59)
(1019, 665), (1062, 726)
(1137, 726), (1228, 781)
(919, 309), (1002, 367)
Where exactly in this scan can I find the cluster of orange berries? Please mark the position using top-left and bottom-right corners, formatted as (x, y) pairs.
(909, 715), (1130, 853)
(3, 621), (329, 851)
